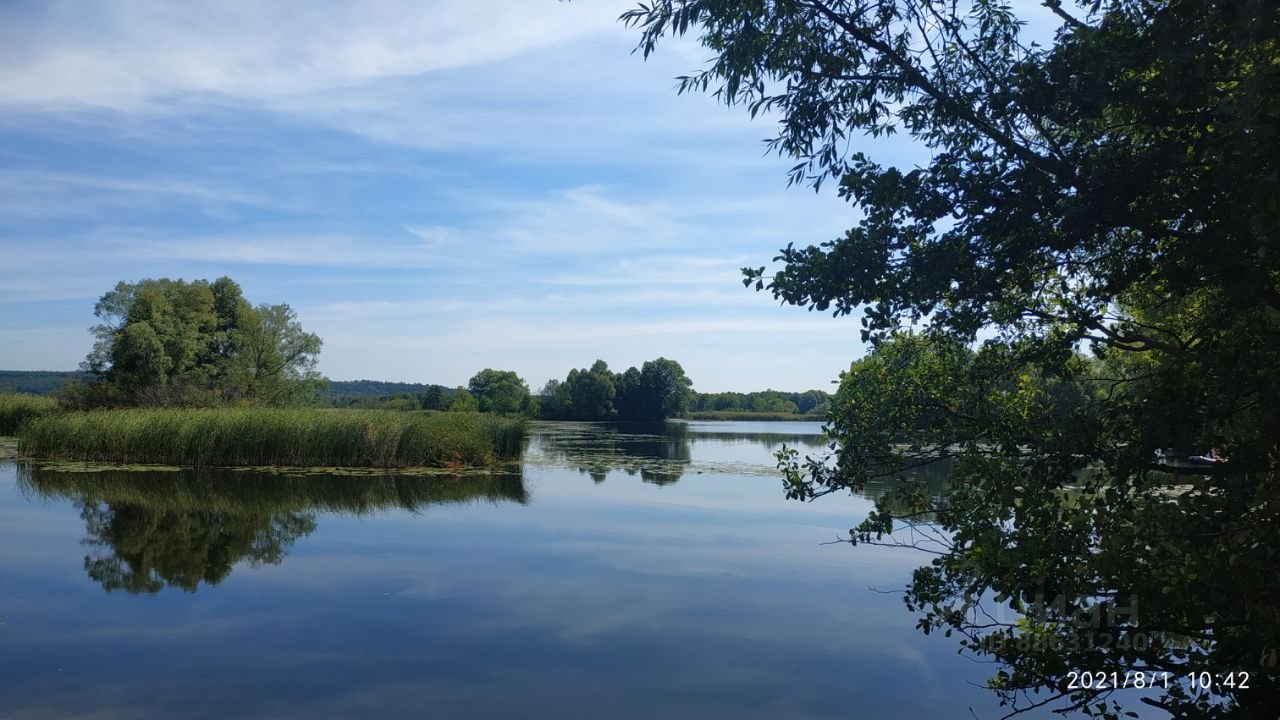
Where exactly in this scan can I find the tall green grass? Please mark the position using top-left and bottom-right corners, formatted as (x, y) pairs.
(18, 408), (527, 468)
(0, 393), (59, 434)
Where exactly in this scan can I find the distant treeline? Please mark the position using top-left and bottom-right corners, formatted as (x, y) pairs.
(683, 410), (823, 422)
(0, 371), (469, 410)
(329, 358), (696, 422)
(325, 379), (445, 405)
(0, 370), (85, 396)
(4, 370), (830, 422)
(687, 389), (829, 416)
(326, 369), (829, 421)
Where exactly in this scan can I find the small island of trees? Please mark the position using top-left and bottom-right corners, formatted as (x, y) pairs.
(6, 277), (525, 469)
(64, 276), (323, 409)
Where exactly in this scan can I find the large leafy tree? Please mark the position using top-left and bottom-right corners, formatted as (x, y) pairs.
(626, 1), (1280, 717)
(615, 357), (694, 420)
(467, 368), (536, 415)
(536, 379), (573, 419)
(74, 277), (323, 407)
(565, 360), (619, 420)
(540, 358), (694, 421)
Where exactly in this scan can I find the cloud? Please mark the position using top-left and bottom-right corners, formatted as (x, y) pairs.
(0, 169), (284, 218)
(307, 284), (770, 324)
(251, 34), (760, 163)
(0, 1), (633, 111)
(403, 225), (460, 248)
(0, 2), (765, 171)
(0, 1), (877, 391)
(539, 254), (753, 286)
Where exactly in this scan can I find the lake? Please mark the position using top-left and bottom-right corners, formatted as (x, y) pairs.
(1, 420), (1091, 718)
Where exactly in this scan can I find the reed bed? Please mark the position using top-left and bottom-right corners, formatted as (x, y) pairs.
(18, 408), (527, 468)
(0, 393), (59, 434)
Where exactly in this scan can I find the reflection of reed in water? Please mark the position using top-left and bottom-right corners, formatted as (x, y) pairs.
(19, 464), (527, 594)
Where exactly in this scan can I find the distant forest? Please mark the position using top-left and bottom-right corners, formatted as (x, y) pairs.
(687, 389), (828, 416)
(325, 379), (444, 405)
(0, 372), (437, 404)
(0, 371), (86, 396)
(1, 371), (828, 419)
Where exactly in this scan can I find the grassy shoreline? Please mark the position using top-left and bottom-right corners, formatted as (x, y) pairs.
(18, 408), (526, 468)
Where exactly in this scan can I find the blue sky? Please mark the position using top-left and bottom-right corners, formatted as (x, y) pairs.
(0, 1), (1002, 392)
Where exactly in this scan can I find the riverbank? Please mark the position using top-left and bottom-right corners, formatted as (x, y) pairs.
(18, 408), (526, 468)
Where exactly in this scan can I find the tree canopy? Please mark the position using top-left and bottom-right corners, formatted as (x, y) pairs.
(615, 357), (695, 420)
(467, 368), (536, 415)
(690, 388), (830, 415)
(627, 0), (1280, 716)
(71, 277), (323, 408)
(538, 358), (694, 421)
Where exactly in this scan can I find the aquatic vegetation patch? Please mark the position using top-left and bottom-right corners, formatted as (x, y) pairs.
(18, 408), (527, 469)
(0, 393), (59, 434)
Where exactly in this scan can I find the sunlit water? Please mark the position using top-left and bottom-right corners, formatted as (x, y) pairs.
(0, 421), (1113, 718)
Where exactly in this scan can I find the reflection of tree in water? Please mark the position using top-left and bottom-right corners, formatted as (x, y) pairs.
(532, 422), (691, 485)
(681, 427), (829, 450)
(20, 464), (527, 594)
(532, 421), (830, 486)
(79, 502), (315, 594)
(858, 459), (951, 519)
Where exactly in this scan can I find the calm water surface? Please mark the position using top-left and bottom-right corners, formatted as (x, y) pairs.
(2, 421), (1064, 719)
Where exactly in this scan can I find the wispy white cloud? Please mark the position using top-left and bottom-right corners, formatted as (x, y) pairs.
(0, 1), (633, 111)
(540, 254), (753, 287)
(481, 186), (689, 254)
(308, 285), (765, 323)
(253, 35), (760, 162)
(0, 229), (462, 304)
(0, 169), (285, 217)
(119, 234), (457, 269)
(402, 224), (460, 248)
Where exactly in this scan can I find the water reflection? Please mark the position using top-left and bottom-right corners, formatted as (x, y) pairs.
(530, 421), (828, 485)
(18, 464), (527, 594)
(860, 458), (952, 517)
(0, 422), (1063, 720)
(78, 500), (316, 594)
(531, 422), (692, 484)
(678, 419), (830, 447)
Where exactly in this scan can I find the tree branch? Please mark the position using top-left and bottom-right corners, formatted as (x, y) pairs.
(1042, 0), (1090, 32)
(800, 0), (1069, 180)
